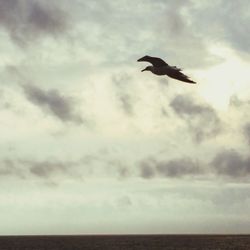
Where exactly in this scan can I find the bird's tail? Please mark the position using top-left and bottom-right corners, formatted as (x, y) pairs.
(168, 71), (196, 84)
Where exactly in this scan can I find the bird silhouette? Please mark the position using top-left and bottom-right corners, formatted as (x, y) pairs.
(137, 55), (196, 84)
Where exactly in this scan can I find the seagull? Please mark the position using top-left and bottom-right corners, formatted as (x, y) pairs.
(137, 55), (196, 84)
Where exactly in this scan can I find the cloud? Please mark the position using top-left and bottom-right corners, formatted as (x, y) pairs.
(161, 107), (168, 117)
(211, 150), (250, 178)
(160, 0), (198, 42)
(155, 0), (218, 67)
(229, 95), (244, 107)
(229, 96), (250, 146)
(140, 159), (155, 179)
(140, 157), (202, 179)
(212, 186), (250, 208)
(170, 94), (214, 116)
(22, 84), (83, 124)
(0, 0), (69, 46)
(156, 158), (202, 177)
(0, 158), (81, 180)
(0, 90), (9, 110)
(190, 1), (250, 54)
(243, 123), (250, 146)
(163, 0), (188, 36)
(117, 166), (130, 179)
(116, 195), (132, 208)
(139, 149), (250, 180)
(68, 0), (214, 68)
(27, 160), (68, 178)
(170, 94), (221, 142)
(158, 78), (169, 88)
(0, 159), (24, 178)
(112, 74), (135, 116)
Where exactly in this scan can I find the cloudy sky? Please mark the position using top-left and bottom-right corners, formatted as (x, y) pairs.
(0, 0), (250, 235)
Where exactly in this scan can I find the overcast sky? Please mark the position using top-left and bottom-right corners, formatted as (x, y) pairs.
(0, 0), (250, 235)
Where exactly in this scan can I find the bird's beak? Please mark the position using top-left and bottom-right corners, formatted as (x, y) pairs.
(137, 56), (147, 62)
(141, 68), (147, 72)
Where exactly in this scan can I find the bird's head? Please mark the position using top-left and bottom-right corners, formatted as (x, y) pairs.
(137, 55), (150, 62)
(141, 66), (153, 72)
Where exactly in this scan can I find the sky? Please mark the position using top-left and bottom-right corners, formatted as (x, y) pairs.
(0, 0), (250, 235)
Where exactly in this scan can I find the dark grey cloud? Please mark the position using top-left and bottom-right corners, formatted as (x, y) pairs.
(22, 84), (83, 124)
(140, 158), (156, 179)
(170, 94), (221, 142)
(243, 123), (250, 146)
(170, 94), (213, 116)
(212, 150), (250, 178)
(0, 159), (14, 176)
(0, 159), (24, 178)
(0, 0), (69, 46)
(27, 160), (68, 178)
(139, 150), (250, 180)
(140, 157), (202, 179)
(0, 158), (81, 180)
(156, 158), (202, 177)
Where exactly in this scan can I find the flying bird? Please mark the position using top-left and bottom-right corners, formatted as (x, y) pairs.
(137, 55), (196, 84)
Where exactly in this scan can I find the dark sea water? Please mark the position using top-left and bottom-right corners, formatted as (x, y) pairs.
(0, 235), (249, 250)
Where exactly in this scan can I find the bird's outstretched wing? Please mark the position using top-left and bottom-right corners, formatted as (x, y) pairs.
(137, 55), (168, 67)
(168, 68), (196, 84)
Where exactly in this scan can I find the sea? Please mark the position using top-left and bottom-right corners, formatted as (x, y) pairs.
(0, 235), (249, 250)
